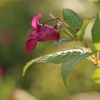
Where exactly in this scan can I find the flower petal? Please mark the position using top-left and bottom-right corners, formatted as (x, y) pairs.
(37, 25), (60, 42)
(45, 25), (60, 40)
(31, 14), (42, 30)
(25, 33), (37, 52)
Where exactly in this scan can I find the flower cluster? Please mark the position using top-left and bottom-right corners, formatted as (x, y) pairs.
(25, 14), (60, 52)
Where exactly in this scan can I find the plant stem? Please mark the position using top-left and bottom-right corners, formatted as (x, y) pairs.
(82, 40), (92, 52)
(61, 30), (76, 39)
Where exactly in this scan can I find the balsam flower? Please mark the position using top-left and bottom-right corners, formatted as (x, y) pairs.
(25, 14), (60, 52)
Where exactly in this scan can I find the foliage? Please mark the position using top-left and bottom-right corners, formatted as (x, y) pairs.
(1, 1), (100, 100)
(63, 8), (83, 37)
(23, 8), (100, 87)
(92, 12), (100, 50)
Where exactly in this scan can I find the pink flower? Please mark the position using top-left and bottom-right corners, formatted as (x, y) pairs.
(25, 14), (60, 52)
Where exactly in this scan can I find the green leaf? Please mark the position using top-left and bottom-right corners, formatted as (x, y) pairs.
(63, 8), (83, 36)
(92, 12), (100, 51)
(22, 47), (88, 76)
(67, 27), (76, 37)
(76, 19), (91, 40)
(50, 37), (74, 46)
(61, 52), (91, 87)
(91, 68), (100, 84)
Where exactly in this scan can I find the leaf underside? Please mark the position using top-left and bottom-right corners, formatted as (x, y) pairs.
(61, 52), (91, 87)
(50, 37), (74, 46)
(22, 46), (89, 76)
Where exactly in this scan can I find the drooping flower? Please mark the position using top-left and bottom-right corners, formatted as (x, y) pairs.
(25, 14), (60, 52)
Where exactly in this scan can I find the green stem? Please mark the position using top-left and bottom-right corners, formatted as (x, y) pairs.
(82, 40), (92, 52)
(56, 18), (76, 35)
(43, 18), (76, 38)
(61, 30), (76, 39)
(43, 19), (58, 25)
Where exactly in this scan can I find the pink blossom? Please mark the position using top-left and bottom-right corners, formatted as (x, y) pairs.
(25, 14), (60, 52)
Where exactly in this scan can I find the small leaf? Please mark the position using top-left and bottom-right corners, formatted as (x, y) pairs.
(91, 68), (100, 84)
(92, 11), (100, 51)
(61, 52), (91, 87)
(76, 19), (91, 40)
(22, 47), (89, 76)
(63, 8), (83, 36)
(51, 37), (74, 46)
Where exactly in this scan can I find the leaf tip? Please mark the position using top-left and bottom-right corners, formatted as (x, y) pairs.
(64, 82), (67, 88)
(22, 70), (25, 77)
(22, 60), (34, 77)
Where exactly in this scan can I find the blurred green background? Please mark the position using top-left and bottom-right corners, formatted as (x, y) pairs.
(0, 0), (100, 100)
